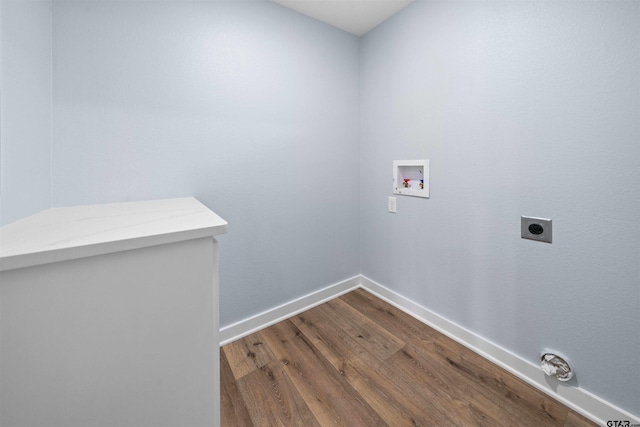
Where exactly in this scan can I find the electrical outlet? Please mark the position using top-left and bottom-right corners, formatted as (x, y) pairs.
(388, 197), (397, 213)
(521, 216), (552, 243)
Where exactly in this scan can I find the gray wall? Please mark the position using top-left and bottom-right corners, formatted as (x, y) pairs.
(51, 0), (361, 327)
(0, 0), (52, 225)
(2, 0), (638, 415)
(359, 0), (639, 415)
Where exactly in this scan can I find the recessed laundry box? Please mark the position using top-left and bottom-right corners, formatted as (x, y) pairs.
(393, 159), (430, 198)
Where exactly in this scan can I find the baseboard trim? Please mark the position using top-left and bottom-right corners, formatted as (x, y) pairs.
(359, 275), (640, 426)
(219, 276), (360, 346)
(218, 274), (638, 424)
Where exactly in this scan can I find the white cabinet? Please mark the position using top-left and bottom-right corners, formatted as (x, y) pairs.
(0, 198), (227, 427)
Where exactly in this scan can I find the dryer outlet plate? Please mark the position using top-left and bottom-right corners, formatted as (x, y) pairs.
(521, 216), (552, 243)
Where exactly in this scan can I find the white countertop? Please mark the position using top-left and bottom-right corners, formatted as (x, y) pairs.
(0, 197), (227, 272)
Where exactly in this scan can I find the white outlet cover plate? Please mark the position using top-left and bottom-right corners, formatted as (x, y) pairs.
(388, 196), (397, 213)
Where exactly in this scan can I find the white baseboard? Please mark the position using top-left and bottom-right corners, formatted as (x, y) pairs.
(359, 275), (640, 426)
(218, 274), (638, 425)
(219, 276), (360, 346)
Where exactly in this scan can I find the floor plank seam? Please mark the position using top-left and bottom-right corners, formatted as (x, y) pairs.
(221, 289), (599, 427)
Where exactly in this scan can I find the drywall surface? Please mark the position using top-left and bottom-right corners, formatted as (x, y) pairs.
(52, 1), (360, 327)
(0, 0), (52, 225)
(360, 0), (639, 415)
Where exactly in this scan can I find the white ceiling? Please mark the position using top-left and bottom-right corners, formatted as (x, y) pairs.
(270, 0), (414, 36)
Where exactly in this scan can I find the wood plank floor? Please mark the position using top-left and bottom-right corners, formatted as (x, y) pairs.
(221, 288), (598, 427)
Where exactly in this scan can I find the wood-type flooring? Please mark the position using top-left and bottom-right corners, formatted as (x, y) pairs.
(221, 288), (598, 427)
